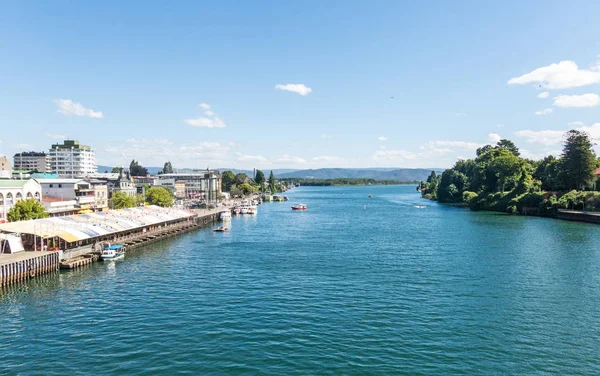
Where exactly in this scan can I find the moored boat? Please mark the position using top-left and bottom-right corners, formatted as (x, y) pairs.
(101, 244), (125, 260)
(220, 210), (232, 220)
(283, 195), (289, 201)
(291, 204), (307, 210)
(213, 226), (229, 232)
(273, 195), (284, 202)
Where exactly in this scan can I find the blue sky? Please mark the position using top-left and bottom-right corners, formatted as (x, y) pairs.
(1, 1), (600, 170)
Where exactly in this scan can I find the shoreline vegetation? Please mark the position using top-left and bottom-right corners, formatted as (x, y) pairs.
(418, 129), (600, 218)
(280, 178), (416, 186)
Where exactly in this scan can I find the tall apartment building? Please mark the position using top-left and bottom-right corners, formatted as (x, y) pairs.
(13, 152), (50, 172)
(0, 156), (12, 179)
(48, 140), (97, 178)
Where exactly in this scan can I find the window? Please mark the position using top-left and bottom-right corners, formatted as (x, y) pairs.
(49, 184), (53, 188)
(58, 184), (62, 188)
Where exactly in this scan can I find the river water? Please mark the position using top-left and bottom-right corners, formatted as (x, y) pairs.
(1, 185), (600, 375)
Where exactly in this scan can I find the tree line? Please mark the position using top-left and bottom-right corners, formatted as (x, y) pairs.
(221, 169), (286, 196)
(279, 178), (413, 186)
(420, 130), (600, 214)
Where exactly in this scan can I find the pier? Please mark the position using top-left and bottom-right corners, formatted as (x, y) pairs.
(0, 205), (227, 286)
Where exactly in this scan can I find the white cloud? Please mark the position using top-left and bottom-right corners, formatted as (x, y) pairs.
(579, 123), (600, 141)
(53, 99), (103, 118)
(424, 140), (481, 151)
(236, 153), (268, 163)
(514, 129), (564, 145)
(380, 145), (386, 150)
(320, 134), (332, 140)
(488, 133), (501, 144)
(377, 136), (388, 141)
(553, 93), (600, 108)
(508, 60), (600, 89)
(568, 121), (585, 126)
(535, 108), (553, 116)
(275, 83), (312, 96)
(373, 149), (418, 161)
(44, 132), (67, 139)
(520, 149), (561, 160)
(497, 123), (504, 128)
(185, 104), (226, 128)
(277, 154), (308, 165)
(311, 156), (344, 163)
(126, 138), (173, 145)
(15, 143), (33, 149)
(185, 117), (226, 128)
(537, 91), (550, 98)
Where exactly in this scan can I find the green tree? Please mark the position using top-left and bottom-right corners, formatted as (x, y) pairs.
(496, 139), (520, 157)
(230, 185), (243, 197)
(268, 170), (276, 193)
(129, 159), (148, 176)
(162, 161), (173, 174)
(111, 167), (123, 173)
(426, 171), (437, 183)
(255, 170), (266, 186)
(533, 155), (563, 191)
(559, 130), (597, 190)
(145, 187), (173, 207)
(222, 170), (236, 192)
(7, 199), (48, 222)
(111, 191), (136, 209)
(488, 151), (522, 193)
(235, 173), (250, 185)
(239, 183), (256, 195)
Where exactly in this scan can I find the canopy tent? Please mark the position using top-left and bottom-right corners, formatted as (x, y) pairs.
(0, 205), (193, 243)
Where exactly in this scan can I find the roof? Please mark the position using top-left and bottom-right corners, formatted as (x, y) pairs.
(0, 205), (193, 242)
(36, 178), (84, 184)
(595, 168), (600, 175)
(0, 180), (29, 188)
(42, 196), (72, 203)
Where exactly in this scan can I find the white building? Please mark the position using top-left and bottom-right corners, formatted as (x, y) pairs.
(0, 179), (42, 222)
(48, 140), (97, 178)
(38, 178), (105, 211)
(157, 170), (221, 201)
(13, 152), (50, 172)
(0, 156), (12, 179)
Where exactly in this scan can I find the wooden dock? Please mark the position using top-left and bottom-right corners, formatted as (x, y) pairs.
(0, 251), (60, 287)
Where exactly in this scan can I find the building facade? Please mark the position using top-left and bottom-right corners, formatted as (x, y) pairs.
(157, 170), (222, 201)
(38, 178), (107, 212)
(13, 152), (50, 173)
(48, 140), (97, 178)
(0, 156), (12, 179)
(0, 179), (42, 221)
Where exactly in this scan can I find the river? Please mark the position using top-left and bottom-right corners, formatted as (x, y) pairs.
(1, 185), (600, 375)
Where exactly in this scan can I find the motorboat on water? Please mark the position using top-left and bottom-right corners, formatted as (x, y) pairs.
(220, 210), (232, 220)
(213, 226), (229, 232)
(283, 196), (289, 201)
(101, 244), (125, 260)
(292, 204), (307, 210)
(273, 195), (283, 202)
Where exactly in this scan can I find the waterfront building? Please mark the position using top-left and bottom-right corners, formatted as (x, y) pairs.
(0, 179), (42, 221)
(48, 140), (97, 178)
(38, 178), (106, 212)
(0, 157), (12, 179)
(157, 170), (222, 201)
(13, 152), (50, 173)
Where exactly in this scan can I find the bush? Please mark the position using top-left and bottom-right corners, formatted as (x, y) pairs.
(462, 191), (478, 204)
(423, 193), (433, 200)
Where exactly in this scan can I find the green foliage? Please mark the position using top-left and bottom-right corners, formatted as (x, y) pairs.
(222, 171), (236, 192)
(162, 161), (173, 174)
(268, 170), (276, 193)
(235, 173), (251, 186)
(111, 167), (123, 173)
(255, 170), (266, 185)
(239, 183), (256, 195)
(462, 191), (478, 205)
(496, 139), (520, 157)
(111, 191), (136, 209)
(560, 130), (597, 190)
(534, 155), (563, 191)
(7, 199), (48, 222)
(129, 159), (148, 176)
(145, 186), (173, 207)
(230, 185), (243, 197)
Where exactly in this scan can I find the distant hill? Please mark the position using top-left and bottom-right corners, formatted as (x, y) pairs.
(278, 168), (442, 181)
(97, 165), (442, 181)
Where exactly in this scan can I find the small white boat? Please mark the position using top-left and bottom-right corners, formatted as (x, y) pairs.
(213, 226), (229, 232)
(220, 210), (232, 220)
(101, 244), (125, 260)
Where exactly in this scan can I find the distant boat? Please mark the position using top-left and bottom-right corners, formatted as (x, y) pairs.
(213, 226), (229, 232)
(292, 204), (307, 210)
(220, 210), (232, 220)
(273, 195), (284, 202)
(414, 205), (426, 209)
(368, 194), (373, 198)
(283, 195), (289, 201)
(101, 244), (125, 260)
